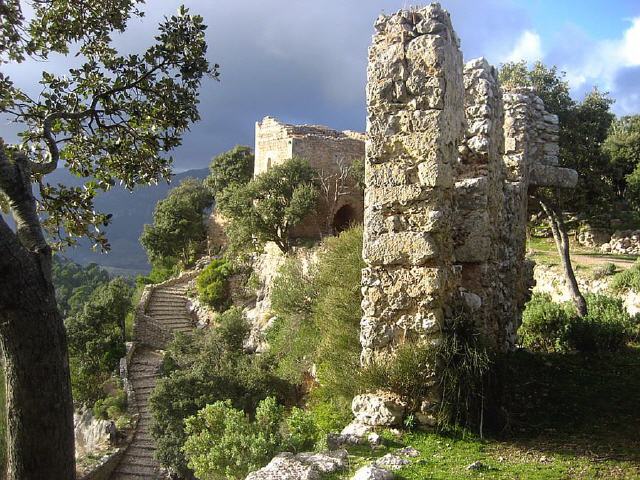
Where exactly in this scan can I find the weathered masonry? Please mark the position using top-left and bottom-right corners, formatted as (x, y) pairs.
(255, 116), (365, 237)
(361, 3), (577, 423)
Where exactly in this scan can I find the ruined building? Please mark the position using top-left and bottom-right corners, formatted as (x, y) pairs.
(254, 116), (365, 237)
(361, 4), (577, 423)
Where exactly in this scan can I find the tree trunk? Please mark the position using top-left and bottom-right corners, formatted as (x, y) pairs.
(538, 196), (588, 317)
(0, 149), (76, 479)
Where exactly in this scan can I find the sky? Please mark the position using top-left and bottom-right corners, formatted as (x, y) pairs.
(2, 0), (640, 171)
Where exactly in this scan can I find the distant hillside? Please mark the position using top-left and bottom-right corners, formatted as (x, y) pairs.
(46, 168), (210, 275)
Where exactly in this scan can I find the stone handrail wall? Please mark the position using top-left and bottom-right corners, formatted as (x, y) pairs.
(79, 448), (128, 480)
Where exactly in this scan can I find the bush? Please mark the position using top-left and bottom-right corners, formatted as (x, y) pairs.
(519, 293), (574, 353)
(183, 400), (269, 480)
(566, 294), (632, 353)
(520, 293), (633, 354)
(284, 407), (319, 453)
(592, 262), (617, 279)
(93, 387), (127, 420)
(150, 309), (293, 477)
(610, 262), (640, 292)
(197, 259), (233, 310)
(182, 397), (320, 480)
(267, 226), (364, 402)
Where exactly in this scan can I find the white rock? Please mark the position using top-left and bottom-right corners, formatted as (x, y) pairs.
(375, 453), (411, 470)
(352, 394), (406, 427)
(352, 465), (395, 480)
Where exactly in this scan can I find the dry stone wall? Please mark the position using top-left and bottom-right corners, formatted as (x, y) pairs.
(361, 2), (578, 422)
(361, 4), (465, 369)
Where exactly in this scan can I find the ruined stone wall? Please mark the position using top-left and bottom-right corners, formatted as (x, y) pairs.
(361, 4), (465, 371)
(453, 57), (506, 349)
(254, 116), (365, 238)
(361, 2), (579, 411)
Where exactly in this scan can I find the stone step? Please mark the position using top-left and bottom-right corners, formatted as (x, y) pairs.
(112, 463), (159, 478)
(125, 445), (155, 457)
(124, 453), (158, 467)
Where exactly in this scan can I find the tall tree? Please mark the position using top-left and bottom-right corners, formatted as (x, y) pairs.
(205, 145), (255, 196)
(217, 158), (318, 253)
(140, 178), (213, 268)
(604, 115), (640, 205)
(0, 2), (215, 478)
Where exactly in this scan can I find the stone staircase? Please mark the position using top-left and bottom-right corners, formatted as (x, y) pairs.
(111, 280), (194, 479)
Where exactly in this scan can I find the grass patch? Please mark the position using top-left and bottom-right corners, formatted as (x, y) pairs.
(331, 346), (640, 479)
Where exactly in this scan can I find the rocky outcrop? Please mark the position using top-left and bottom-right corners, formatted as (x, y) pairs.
(75, 408), (110, 459)
(245, 450), (348, 480)
(601, 231), (640, 255)
(351, 393), (406, 427)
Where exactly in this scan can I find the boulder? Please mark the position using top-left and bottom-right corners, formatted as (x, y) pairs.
(352, 393), (406, 427)
(245, 450), (348, 480)
(351, 465), (395, 480)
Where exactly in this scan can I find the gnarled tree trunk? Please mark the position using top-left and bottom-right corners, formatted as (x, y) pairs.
(0, 149), (75, 479)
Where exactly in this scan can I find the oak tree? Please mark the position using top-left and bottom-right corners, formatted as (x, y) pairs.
(0, 1), (215, 477)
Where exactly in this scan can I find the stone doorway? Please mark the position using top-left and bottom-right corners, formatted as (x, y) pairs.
(332, 204), (356, 233)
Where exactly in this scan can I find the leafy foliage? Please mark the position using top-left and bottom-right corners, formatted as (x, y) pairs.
(150, 308), (293, 477)
(611, 261), (640, 292)
(182, 397), (319, 480)
(604, 116), (640, 208)
(205, 145), (255, 196)
(65, 278), (132, 404)
(519, 293), (575, 353)
(196, 259), (233, 310)
(566, 294), (633, 353)
(52, 256), (110, 316)
(1, 3), (217, 250)
(217, 158), (318, 253)
(267, 226), (364, 404)
(140, 178), (213, 268)
(519, 293), (633, 354)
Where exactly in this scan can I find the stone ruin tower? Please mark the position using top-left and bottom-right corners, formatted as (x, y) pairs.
(361, 3), (577, 421)
(254, 117), (365, 237)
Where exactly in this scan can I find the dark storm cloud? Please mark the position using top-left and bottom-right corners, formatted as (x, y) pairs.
(0, 0), (533, 170)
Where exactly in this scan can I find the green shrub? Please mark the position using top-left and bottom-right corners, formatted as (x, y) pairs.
(182, 397), (321, 480)
(519, 293), (574, 353)
(307, 393), (352, 443)
(93, 387), (127, 420)
(611, 262), (640, 292)
(566, 294), (632, 353)
(592, 262), (617, 279)
(436, 314), (493, 430)
(150, 310), (293, 477)
(183, 400), (261, 480)
(284, 407), (319, 453)
(267, 226), (364, 403)
(520, 293), (633, 354)
(197, 259), (233, 310)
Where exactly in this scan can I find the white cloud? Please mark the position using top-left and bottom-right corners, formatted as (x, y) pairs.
(502, 30), (543, 63)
